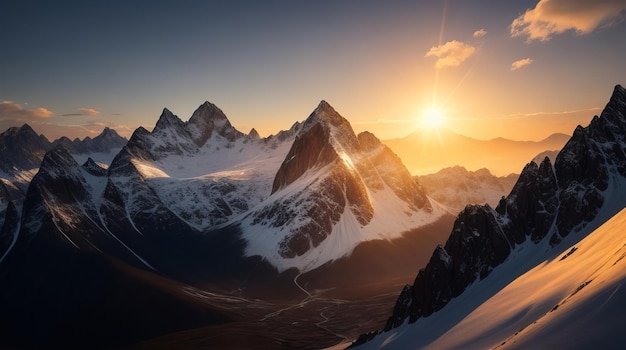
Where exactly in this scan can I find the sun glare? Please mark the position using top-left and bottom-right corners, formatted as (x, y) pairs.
(422, 107), (444, 128)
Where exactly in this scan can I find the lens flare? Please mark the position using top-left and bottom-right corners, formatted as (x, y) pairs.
(423, 107), (444, 128)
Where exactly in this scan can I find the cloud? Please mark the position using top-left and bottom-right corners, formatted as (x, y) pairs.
(425, 40), (476, 69)
(0, 100), (54, 120)
(473, 29), (487, 38)
(511, 58), (534, 71)
(79, 108), (100, 116)
(511, 0), (626, 41)
(61, 107), (100, 117)
(505, 107), (602, 119)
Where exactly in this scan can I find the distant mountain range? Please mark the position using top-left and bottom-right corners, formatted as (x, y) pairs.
(417, 167), (518, 213)
(353, 85), (626, 349)
(383, 128), (569, 176)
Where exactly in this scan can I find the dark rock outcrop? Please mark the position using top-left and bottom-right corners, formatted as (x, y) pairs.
(82, 158), (107, 177)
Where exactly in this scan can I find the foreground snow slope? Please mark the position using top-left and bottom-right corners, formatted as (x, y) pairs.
(360, 205), (626, 349)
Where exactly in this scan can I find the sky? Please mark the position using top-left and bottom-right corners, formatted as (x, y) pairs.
(1, 0), (625, 141)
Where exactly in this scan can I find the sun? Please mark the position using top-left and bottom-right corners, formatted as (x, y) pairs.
(422, 107), (444, 128)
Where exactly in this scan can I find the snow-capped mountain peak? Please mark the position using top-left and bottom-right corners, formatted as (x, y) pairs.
(302, 100), (360, 152)
(243, 101), (441, 272)
(153, 108), (188, 135)
(188, 101), (243, 145)
(272, 100), (363, 193)
(248, 128), (260, 140)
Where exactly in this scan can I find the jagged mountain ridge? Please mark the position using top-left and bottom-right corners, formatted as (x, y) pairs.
(52, 127), (127, 155)
(107, 102), (302, 230)
(2, 99), (440, 275)
(354, 85), (626, 348)
(0, 125), (127, 245)
(0, 124), (127, 180)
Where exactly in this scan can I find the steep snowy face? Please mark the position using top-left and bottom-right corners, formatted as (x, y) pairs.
(357, 85), (626, 346)
(272, 100), (358, 192)
(18, 146), (103, 248)
(243, 101), (439, 272)
(145, 108), (198, 158)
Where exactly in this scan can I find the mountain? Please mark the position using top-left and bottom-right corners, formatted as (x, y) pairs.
(0, 124), (51, 185)
(106, 102), (300, 231)
(353, 85), (626, 348)
(52, 127), (127, 155)
(0, 99), (454, 347)
(240, 101), (444, 272)
(0, 125), (52, 245)
(417, 166), (518, 212)
(383, 128), (569, 176)
(0, 125), (127, 255)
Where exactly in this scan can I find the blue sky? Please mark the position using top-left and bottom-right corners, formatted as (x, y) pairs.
(1, 0), (625, 140)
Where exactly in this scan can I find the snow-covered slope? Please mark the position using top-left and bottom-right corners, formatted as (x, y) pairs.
(353, 84), (626, 348)
(241, 101), (444, 272)
(359, 205), (626, 350)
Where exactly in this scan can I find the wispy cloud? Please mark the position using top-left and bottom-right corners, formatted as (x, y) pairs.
(0, 101), (134, 140)
(61, 107), (100, 117)
(504, 107), (602, 119)
(0, 100), (54, 120)
(511, 0), (626, 41)
(425, 40), (476, 69)
(511, 58), (534, 71)
(79, 108), (100, 116)
(473, 29), (487, 38)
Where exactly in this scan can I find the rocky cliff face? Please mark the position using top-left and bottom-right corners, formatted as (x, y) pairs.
(358, 85), (626, 344)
